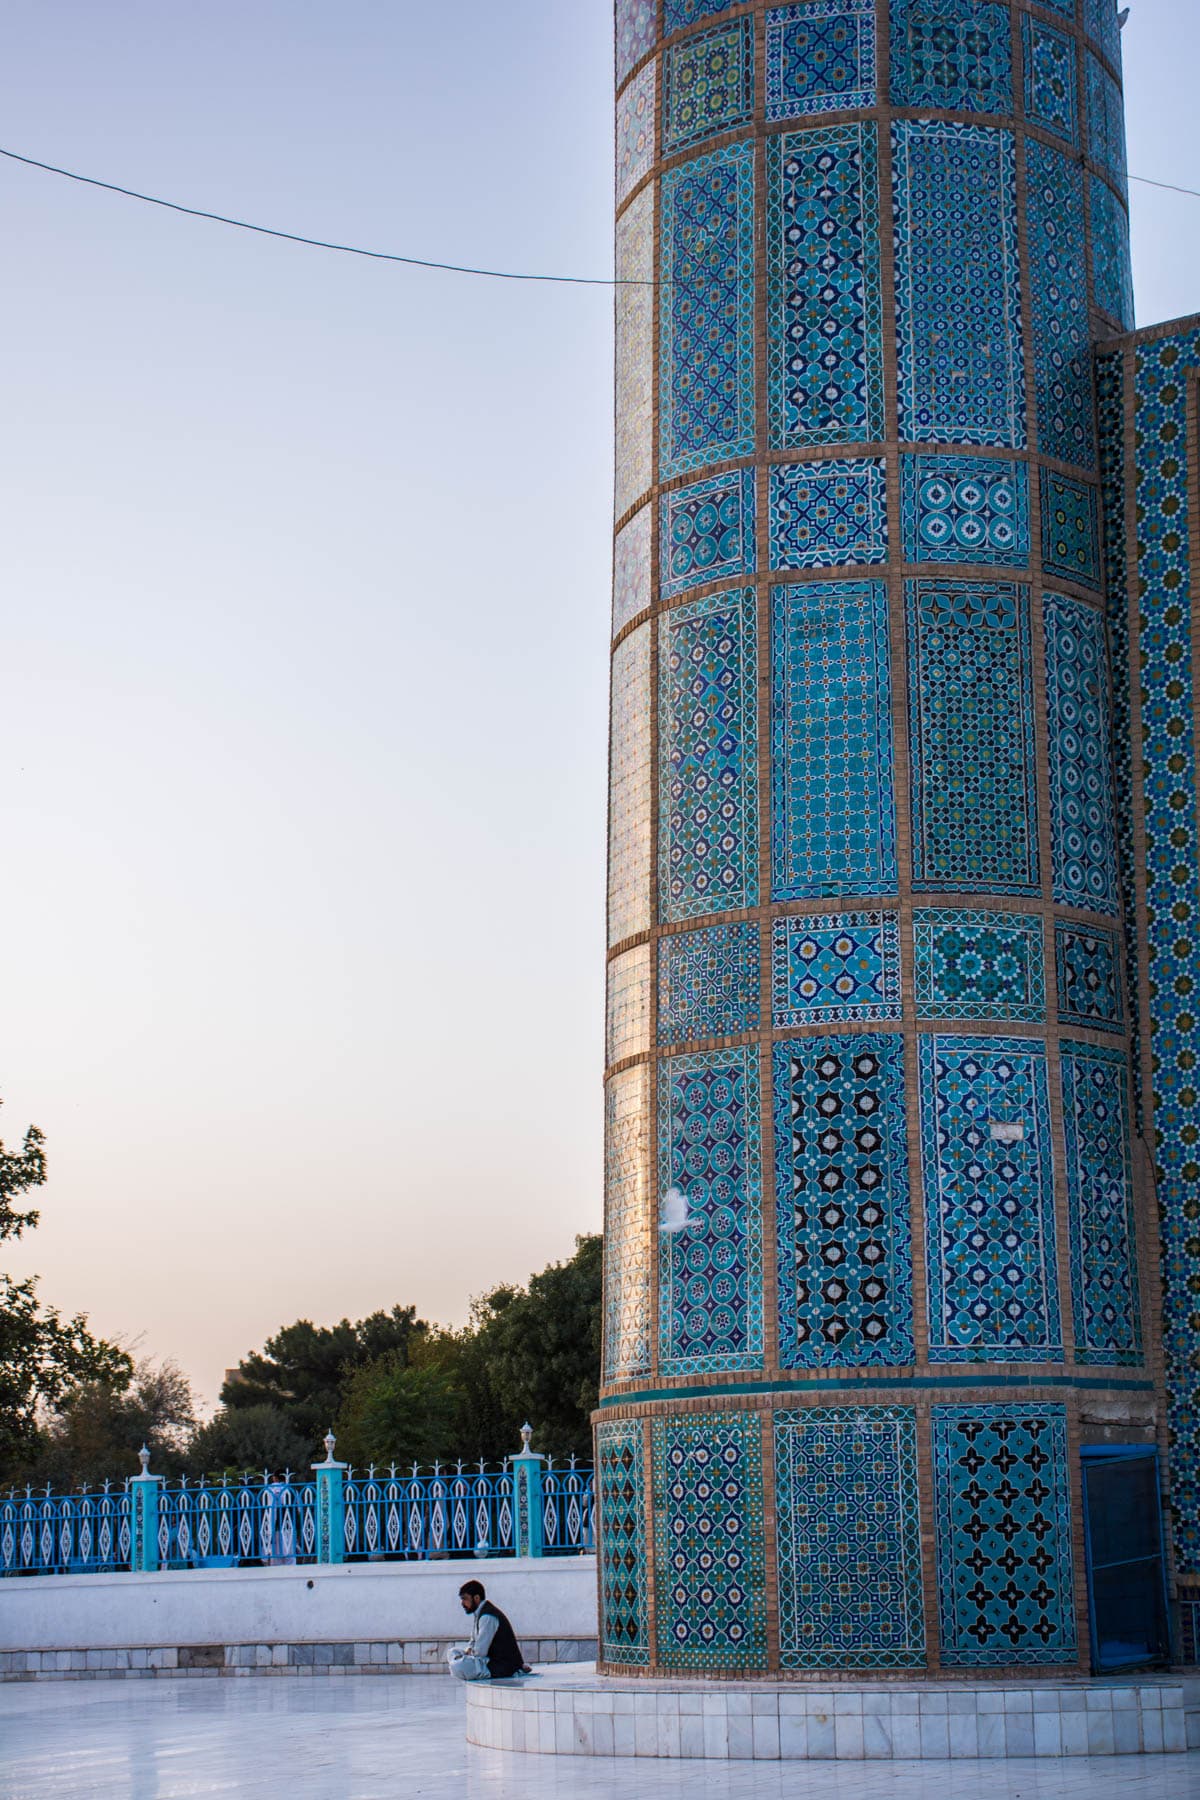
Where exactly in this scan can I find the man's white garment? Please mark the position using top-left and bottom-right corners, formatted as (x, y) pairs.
(446, 1606), (499, 1682)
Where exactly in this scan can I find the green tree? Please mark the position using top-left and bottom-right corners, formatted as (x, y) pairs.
(334, 1355), (465, 1469)
(0, 1105), (131, 1477)
(187, 1404), (313, 1479)
(17, 1359), (196, 1489)
(220, 1305), (428, 1444)
(472, 1235), (601, 1460)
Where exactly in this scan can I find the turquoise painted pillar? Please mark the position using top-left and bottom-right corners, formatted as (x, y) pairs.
(129, 1446), (161, 1573)
(313, 1431), (346, 1564)
(511, 1423), (544, 1559)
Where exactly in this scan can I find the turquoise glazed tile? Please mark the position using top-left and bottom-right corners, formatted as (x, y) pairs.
(1061, 1040), (1142, 1366)
(661, 468), (756, 601)
(900, 454), (1030, 567)
(1044, 588), (1120, 915)
(889, 0), (1013, 113)
(659, 922), (761, 1044)
(1023, 15), (1077, 144)
(1055, 922), (1123, 1033)
(912, 909), (1045, 1022)
(663, 18), (754, 154)
(597, 1420), (649, 1666)
(772, 910), (901, 1025)
(764, 0), (878, 121)
(652, 1411), (767, 1670)
(768, 457), (888, 569)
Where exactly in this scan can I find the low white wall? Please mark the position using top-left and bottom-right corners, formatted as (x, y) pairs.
(0, 1555), (597, 1652)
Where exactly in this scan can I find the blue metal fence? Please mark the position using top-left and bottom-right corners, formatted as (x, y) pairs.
(1, 1446), (594, 1578)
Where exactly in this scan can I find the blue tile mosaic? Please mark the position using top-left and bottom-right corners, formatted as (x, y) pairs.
(665, 0), (738, 31)
(771, 580), (898, 900)
(659, 922), (761, 1044)
(614, 186), (654, 518)
(766, 122), (885, 450)
(612, 504), (652, 637)
(1039, 0), (1076, 16)
(660, 143), (756, 481)
(892, 122), (1025, 449)
(1041, 473), (1101, 590)
(1061, 1040), (1142, 1367)
(658, 1045), (764, 1374)
(775, 1409), (925, 1667)
(888, 0), (1013, 113)
(1026, 137), (1095, 470)
(773, 1036), (914, 1367)
(900, 454), (1031, 567)
(932, 1405), (1078, 1665)
(1055, 922), (1124, 1034)
(663, 19), (754, 155)
(1086, 52), (1127, 191)
(652, 1411), (767, 1670)
(772, 910), (902, 1026)
(906, 580), (1040, 895)
(1083, 0), (1122, 69)
(1090, 177), (1135, 331)
(659, 586), (759, 922)
(603, 1065), (652, 1382)
(919, 1036), (1062, 1362)
(616, 59), (656, 206)
(597, 1420), (649, 1666)
(764, 0), (878, 121)
(1023, 16), (1077, 144)
(912, 909), (1046, 1023)
(617, 0), (656, 86)
(661, 469), (756, 601)
(768, 458), (888, 570)
(1044, 588), (1120, 916)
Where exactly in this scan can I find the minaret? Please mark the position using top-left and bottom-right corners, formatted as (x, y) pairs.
(599, 0), (1162, 1678)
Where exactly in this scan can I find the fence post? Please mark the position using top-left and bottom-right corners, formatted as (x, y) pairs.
(313, 1431), (346, 1564)
(511, 1423), (545, 1559)
(130, 1447), (162, 1573)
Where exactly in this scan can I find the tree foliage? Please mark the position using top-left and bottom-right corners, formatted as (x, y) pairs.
(14, 1360), (196, 1489)
(187, 1404), (313, 1480)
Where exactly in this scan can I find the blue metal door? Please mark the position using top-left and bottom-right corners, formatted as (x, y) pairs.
(1080, 1446), (1169, 1672)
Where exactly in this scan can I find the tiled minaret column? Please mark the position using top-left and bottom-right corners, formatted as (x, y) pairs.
(598, 0), (1159, 1678)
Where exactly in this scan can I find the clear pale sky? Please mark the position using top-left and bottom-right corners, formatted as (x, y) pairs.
(2, 3), (1197, 1412)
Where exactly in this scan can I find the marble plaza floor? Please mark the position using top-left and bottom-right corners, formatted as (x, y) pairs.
(2, 1676), (1199, 1800)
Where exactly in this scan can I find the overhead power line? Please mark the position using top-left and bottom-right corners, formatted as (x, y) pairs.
(0, 144), (1195, 288)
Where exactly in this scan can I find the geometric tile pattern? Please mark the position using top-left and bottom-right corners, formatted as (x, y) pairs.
(663, 19), (754, 155)
(900, 454), (1031, 567)
(658, 921), (761, 1045)
(1026, 137), (1095, 469)
(1086, 51), (1128, 192)
(912, 909), (1046, 1022)
(766, 122), (885, 449)
(1044, 589), (1120, 916)
(664, 0), (738, 31)
(764, 0), (878, 122)
(892, 121), (1026, 448)
(1083, 0), (1123, 66)
(906, 580), (1040, 895)
(768, 458), (889, 570)
(774, 1409), (925, 1668)
(660, 143), (756, 480)
(597, 1420), (649, 1667)
(888, 0), (1013, 113)
(612, 503), (652, 637)
(659, 587), (759, 922)
(607, 941), (652, 1066)
(652, 1412), (767, 1671)
(932, 1406), (1078, 1665)
(1090, 177), (1135, 331)
(772, 581), (898, 900)
(658, 1046), (764, 1374)
(616, 59), (656, 207)
(603, 1064), (652, 1382)
(608, 622), (652, 947)
(1041, 473), (1101, 589)
(1023, 16), (1077, 144)
(919, 1036), (1063, 1361)
(1055, 922), (1124, 1033)
(661, 469), (756, 601)
(1060, 1040), (1142, 1366)
(773, 1037), (914, 1368)
(772, 910), (902, 1026)
(615, 184), (655, 519)
(617, 0), (656, 87)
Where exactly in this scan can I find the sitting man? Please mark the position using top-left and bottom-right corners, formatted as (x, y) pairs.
(446, 1579), (530, 1682)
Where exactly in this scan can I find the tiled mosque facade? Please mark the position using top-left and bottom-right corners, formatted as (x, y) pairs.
(599, 0), (1192, 1678)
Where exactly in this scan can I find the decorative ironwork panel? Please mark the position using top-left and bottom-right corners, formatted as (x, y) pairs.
(772, 910), (902, 1027)
(932, 1405), (1078, 1665)
(900, 453), (1031, 568)
(912, 909), (1045, 1023)
(771, 580), (897, 900)
(661, 468), (756, 602)
(891, 121), (1025, 448)
(919, 1035), (1062, 1362)
(766, 122), (884, 449)
(1061, 1040), (1142, 1365)
(774, 1408), (925, 1667)
(658, 921), (760, 1045)
(773, 1036), (914, 1367)
(764, 0), (878, 122)
(768, 458), (889, 571)
(604, 1063), (652, 1382)
(597, 1420), (649, 1666)
(658, 1045), (764, 1374)
(652, 1411), (767, 1670)
(1044, 588), (1120, 916)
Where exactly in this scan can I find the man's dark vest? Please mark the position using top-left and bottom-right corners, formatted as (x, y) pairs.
(479, 1601), (524, 1678)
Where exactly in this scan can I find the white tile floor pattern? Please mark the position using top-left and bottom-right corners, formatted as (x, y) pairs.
(1, 1677), (1198, 1800)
